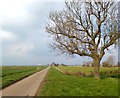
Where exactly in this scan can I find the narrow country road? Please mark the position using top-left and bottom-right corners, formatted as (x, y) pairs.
(1, 66), (50, 96)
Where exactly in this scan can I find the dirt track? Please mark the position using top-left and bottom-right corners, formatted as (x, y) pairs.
(0, 66), (50, 96)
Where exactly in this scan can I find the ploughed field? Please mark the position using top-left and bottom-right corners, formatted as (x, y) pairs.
(38, 66), (119, 96)
(0, 66), (47, 89)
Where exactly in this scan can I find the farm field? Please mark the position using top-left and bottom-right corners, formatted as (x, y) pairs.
(56, 66), (119, 78)
(0, 66), (47, 89)
(56, 66), (119, 73)
(38, 67), (118, 96)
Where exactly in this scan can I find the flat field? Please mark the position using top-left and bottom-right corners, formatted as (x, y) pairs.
(56, 66), (119, 78)
(38, 67), (118, 96)
(0, 66), (47, 89)
(56, 66), (118, 73)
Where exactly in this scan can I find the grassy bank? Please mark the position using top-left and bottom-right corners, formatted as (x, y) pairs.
(1, 66), (47, 89)
(38, 67), (118, 96)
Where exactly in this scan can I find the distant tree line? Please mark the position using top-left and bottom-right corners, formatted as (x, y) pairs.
(51, 62), (68, 66)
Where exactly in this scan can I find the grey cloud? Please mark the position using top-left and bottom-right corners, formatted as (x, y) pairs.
(2, 2), (117, 66)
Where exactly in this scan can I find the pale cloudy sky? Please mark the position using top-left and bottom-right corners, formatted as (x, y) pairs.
(0, 0), (118, 65)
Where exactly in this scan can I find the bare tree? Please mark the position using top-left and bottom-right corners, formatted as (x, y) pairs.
(45, 0), (119, 79)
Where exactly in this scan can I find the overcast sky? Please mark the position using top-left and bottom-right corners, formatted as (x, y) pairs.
(0, 0), (118, 65)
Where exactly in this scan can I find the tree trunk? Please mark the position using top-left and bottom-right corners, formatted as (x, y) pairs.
(93, 58), (100, 79)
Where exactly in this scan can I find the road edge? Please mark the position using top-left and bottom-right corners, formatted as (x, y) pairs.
(34, 66), (50, 96)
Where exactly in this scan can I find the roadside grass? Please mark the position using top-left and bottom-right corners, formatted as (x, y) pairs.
(1, 66), (47, 89)
(38, 67), (118, 96)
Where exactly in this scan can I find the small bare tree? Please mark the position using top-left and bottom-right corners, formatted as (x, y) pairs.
(45, 0), (119, 79)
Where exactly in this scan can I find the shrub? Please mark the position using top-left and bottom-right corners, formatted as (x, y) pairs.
(64, 71), (72, 76)
(102, 61), (112, 67)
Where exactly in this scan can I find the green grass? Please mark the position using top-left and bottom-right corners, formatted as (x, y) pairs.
(1, 66), (47, 89)
(56, 66), (120, 78)
(56, 66), (118, 74)
(38, 67), (118, 96)
(57, 66), (94, 74)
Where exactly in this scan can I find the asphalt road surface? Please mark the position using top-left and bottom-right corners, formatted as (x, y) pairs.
(1, 66), (50, 96)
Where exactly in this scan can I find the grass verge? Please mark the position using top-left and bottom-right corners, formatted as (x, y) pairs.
(38, 67), (118, 96)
